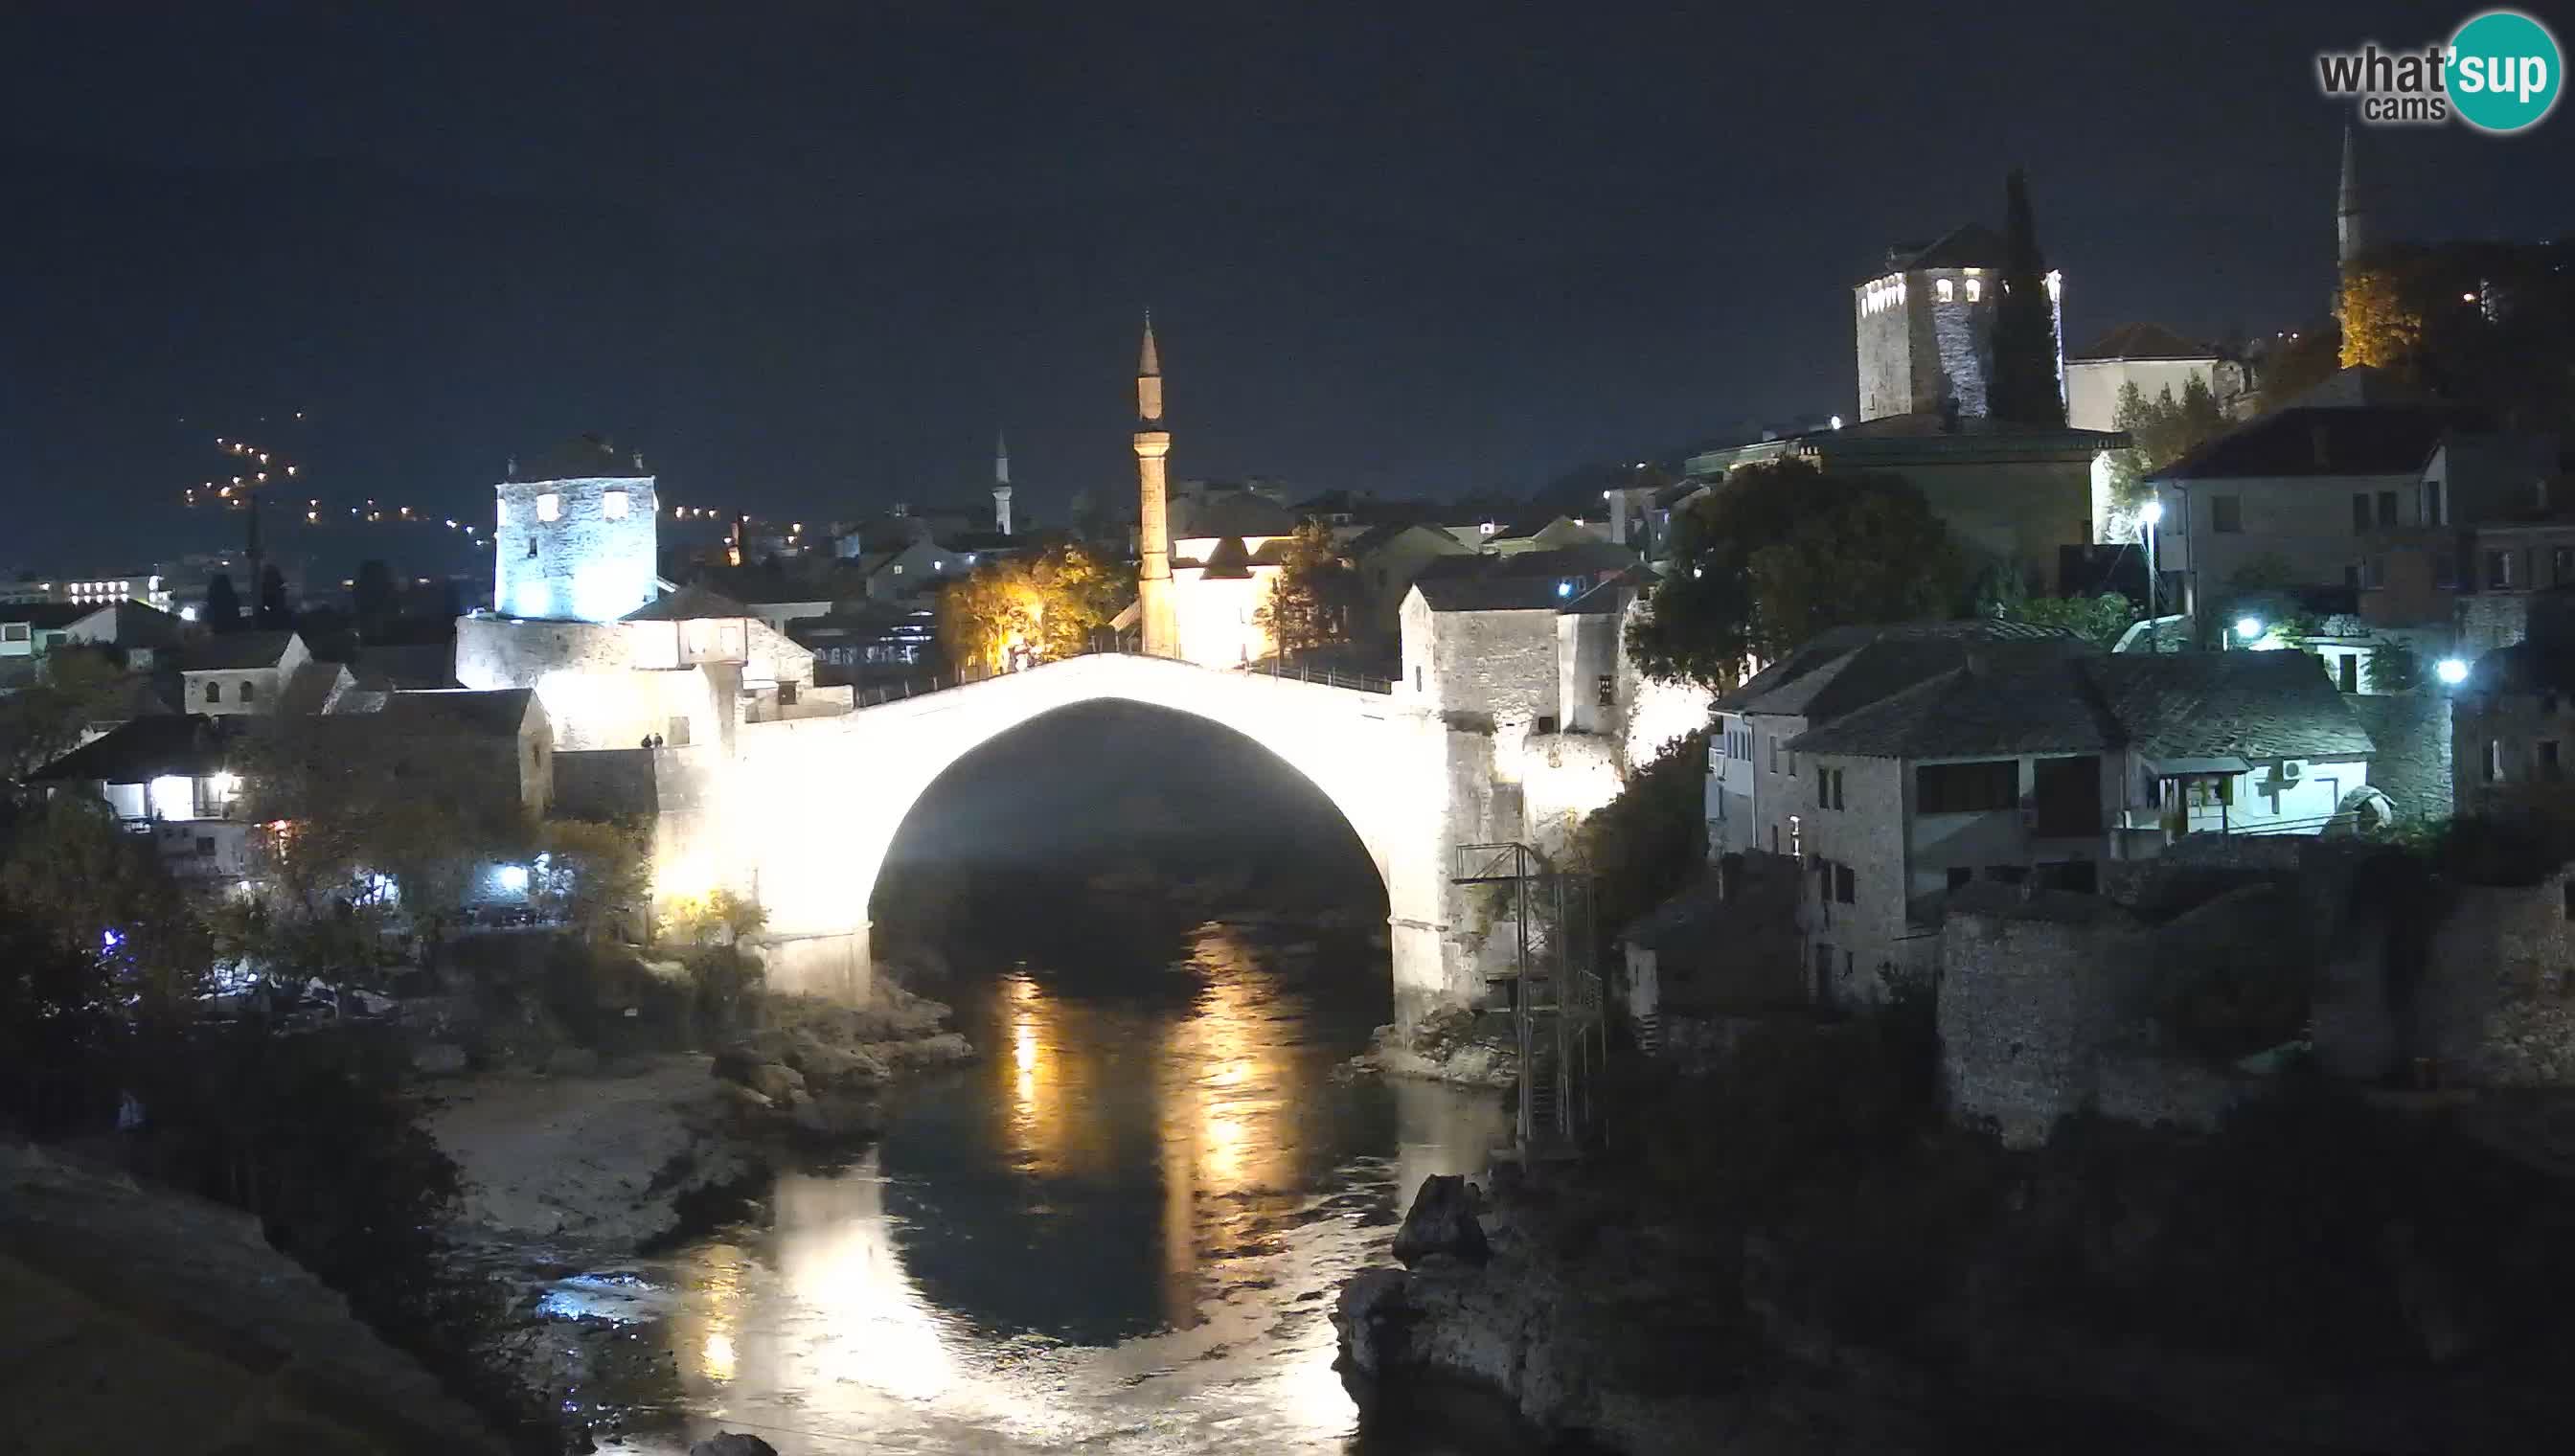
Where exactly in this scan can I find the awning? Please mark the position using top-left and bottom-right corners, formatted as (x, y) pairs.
(2145, 755), (2250, 777)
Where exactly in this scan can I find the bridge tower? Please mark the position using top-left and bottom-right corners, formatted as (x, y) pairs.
(1133, 313), (1180, 658)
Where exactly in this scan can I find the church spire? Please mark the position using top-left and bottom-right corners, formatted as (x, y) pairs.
(2336, 123), (2367, 268)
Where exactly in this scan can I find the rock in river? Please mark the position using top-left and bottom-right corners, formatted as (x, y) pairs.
(1392, 1172), (1491, 1268)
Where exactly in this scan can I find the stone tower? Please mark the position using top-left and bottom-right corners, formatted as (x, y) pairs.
(2336, 124), (2368, 269)
(992, 429), (1014, 536)
(1852, 224), (2058, 422)
(492, 433), (658, 623)
(1133, 314), (1179, 658)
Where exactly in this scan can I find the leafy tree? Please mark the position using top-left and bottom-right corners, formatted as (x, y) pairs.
(202, 571), (243, 633)
(1628, 460), (1964, 688)
(661, 887), (767, 946)
(352, 558), (397, 640)
(537, 817), (651, 943)
(2338, 264), (2426, 371)
(1255, 519), (1357, 661)
(2364, 636), (2423, 693)
(937, 541), (1133, 674)
(1987, 168), (2065, 427)
(1569, 729), (1710, 940)
(1987, 583), (2141, 648)
(257, 563), (289, 628)
(2101, 377), (2230, 525)
(0, 647), (132, 794)
(0, 793), (210, 1015)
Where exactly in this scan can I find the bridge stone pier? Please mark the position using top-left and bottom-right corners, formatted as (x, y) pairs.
(704, 654), (1514, 1029)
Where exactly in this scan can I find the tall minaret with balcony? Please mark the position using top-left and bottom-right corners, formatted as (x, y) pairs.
(992, 429), (1014, 536)
(1133, 314), (1179, 658)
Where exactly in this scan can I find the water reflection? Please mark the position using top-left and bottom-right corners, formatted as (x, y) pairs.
(642, 919), (1508, 1453)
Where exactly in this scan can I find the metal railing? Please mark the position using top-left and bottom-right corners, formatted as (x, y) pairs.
(1454, 841), (1607, 1154)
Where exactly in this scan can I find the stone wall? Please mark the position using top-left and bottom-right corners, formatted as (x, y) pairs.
(2421, 872), (2575, 1086)
(1423, 605), (1561, 732)
(1937, 895), (2144, 1149)
(493, 473), (658, 623)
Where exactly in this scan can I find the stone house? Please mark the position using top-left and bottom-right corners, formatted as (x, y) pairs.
(330, 687), (556, 818)
(174, 630), (350, 717)
(1705, 620), (2093, 865)
(34, 714), (253, 880)
(1786, 648), (2374, 1005)
(1348, 522), (1474, 642)
(2452, 633), (2575, 816)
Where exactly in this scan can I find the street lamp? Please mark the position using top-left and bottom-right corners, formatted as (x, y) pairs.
(2235, 616), (2265, 643)
(2436, 656), (2470, 686)
(2140, 500), (2164, 649)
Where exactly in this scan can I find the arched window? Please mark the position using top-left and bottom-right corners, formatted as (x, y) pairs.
(204, 680), (221, 703)
(1936, 278), (1955, 303)
(1966, 278), (1983, 303)
(239, 680), (256, 704)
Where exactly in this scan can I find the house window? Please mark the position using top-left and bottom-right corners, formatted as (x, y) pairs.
(1830, 768), (1845, 809)
(2352, 493), (2372, 533)
(2486, 739), (2503, 783)
(2340, 654), (2359, 694)
(2362, 556), (2386, 589)
(536, 492), (562, 522)
(1, 623), (26, 643)
(1936, 278), (1954, 303)
(2426, 480), (2444, 526)
(2540, 739), (2564, 780)
(778, 680), (799, 708)
(525, 537), (538, 558)
(2183, 776), (2234, 808)
(2554, 547), (2575, 585)
(2377, 490), (2400, 526)
(1596, 673), (1615, 708)
(1966, 278), (1983, 302)
(2487, 549), (2516, 589)
(2211, 496), (2243, 534)
(1834, 862), (1855, 904)
(603, 489), (629, 520)
(239, 680), (256, 704)
(1915, 760), (2018, 814)
(204, 681), (221, 703)
(2436, 552), (2459, 590)
(195, 836), (216, 856)
(2030, 755), (2103, 835)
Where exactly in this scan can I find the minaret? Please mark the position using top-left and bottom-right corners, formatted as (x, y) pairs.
(992, 429), (1014, 536)
(2336, 124), (2367, 269)
(1133, 312), (1179, 658)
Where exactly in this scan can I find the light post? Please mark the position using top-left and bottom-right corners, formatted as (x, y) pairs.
(2140, 499), (2164, 650)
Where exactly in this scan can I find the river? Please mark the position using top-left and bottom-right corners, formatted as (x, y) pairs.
(544, 910), (1515, 1455)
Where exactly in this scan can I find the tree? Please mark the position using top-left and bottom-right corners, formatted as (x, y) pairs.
(937, 541), (1134, 675)
(1255, 520), (1356, 661)
(2101, 377), (2228, 528)
(202, 571), (243, 633)
(2338, 264), (2426, 372)
(1628, 460), (1964, 688)
(0, 793), (210, 1016)
(536, 818), (650, 944)
(2364, 636), (2422, 693)
(352, 559), (397, 640)
(257, 564), (290, 629)
(0, 648), (131, 794)
(1989, 585), (2140, 649)
(1987, 168), (2065, 427)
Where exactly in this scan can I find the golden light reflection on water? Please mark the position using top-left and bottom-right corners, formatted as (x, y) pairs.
(656, 925), (1510, 1450)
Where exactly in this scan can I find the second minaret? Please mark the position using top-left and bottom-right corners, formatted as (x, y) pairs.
(1133, 313), (1179, 658)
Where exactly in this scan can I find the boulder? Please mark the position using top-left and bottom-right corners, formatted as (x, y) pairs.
(780, 1031), (889, 1086)
(410, 1042), (468, 1077)
(709, 1044), (767, 1086)
(1391, 1173), (1490, 1268)
(789, 1091), (884, 1143)
(715, 1082), (775, 1117)
(690, 1436), (779, 1456)
(743, 1060), (807, 1104)
(878, 1031), (973, 1068)
(1331, 1265), (1414, 1399)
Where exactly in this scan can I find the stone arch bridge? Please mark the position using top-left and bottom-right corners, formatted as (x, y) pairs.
(679, 653), (1524, 1027)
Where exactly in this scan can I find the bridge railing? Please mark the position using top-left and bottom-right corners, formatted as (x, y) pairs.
(843, 643), (1394, 707)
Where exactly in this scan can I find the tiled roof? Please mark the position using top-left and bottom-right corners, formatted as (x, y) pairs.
(353, 643), (458, 691)
(1880, 223), (2009, 274)
(0, 602), (92, 629)
(1715, 620), (2087, 715)
(1172, 491), (1296, 539)
(1414, 542), (1636, 583)
(511, 433), (648, 482)
(1789, 648), (2372, 762)
(178, 630), (299, 671)
(1414, 577), (1569, 612)
(2070, 323), (2220, 363)
(622, 584), (756, 622)
(2151, 404), (2492, 482)
(365, 688), (537, 739)
(275, 660), (350, 716)
(35, 714), (233, 783)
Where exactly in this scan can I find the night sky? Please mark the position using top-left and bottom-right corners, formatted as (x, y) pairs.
(5, 1), (2570, 574)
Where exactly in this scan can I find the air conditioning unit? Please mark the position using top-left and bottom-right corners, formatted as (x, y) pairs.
(2277, 760), (2303, 783)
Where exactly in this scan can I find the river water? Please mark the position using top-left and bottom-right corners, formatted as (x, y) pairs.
(559, 912), (1514, 1455)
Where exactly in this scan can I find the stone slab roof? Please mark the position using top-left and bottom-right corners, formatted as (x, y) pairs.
(35, 714), (231, 783)
(1714, 620), (2087, 716)
(2151, 404), (2492, 483)
(623, 584), (757, 622)
(1880, 222), (2009, 275)
(1789, 648), (2372, 762)
(1414, 577), (1568, 613)
(176, 629), (299, 671)
(510, 432), (648, 482)
(364, 687), (537, 739)
(2070, 322), (2220, 362)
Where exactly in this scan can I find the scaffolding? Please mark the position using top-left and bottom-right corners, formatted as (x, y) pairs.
(1453, 842), (1607, 1156)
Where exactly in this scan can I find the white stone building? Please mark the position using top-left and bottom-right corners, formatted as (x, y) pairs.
(493, 435), (660, 625)
(1854, 224), (2062, 423)
(175, 630), (352, 717)
(2063, 323), (2224, 434)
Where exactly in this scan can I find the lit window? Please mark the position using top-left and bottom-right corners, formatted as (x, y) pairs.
(1966, 278), (1983, 302)
(1936, 279), (1954, 303)
(536, 492), (561, 522)
(603, 489), (628, 520)
(497, 500), (509, 526)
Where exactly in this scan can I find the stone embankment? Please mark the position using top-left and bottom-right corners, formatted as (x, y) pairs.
(704, 985), (974, 1141)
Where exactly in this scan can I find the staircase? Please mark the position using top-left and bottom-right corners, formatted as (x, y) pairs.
(1453, 842), (1607, 1158)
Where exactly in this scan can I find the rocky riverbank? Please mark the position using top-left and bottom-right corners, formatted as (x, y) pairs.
(421, 983), (974, 1448)
(1344, 1005), (1519, 1089)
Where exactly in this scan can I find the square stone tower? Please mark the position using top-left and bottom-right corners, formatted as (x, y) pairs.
(493, 434), (660, 623)
(1854, 224), (2061, 421)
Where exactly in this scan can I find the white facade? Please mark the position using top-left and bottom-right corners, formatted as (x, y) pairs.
(2064, 355), (2218, 434)
(181, 634), (311, 716)
(1398, 589), (1561, 731)
(455, 611), (838, 752)
(494, 472), (660, 623)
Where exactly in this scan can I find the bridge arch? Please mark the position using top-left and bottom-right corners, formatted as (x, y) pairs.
(717, 655), (1478, 1023)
